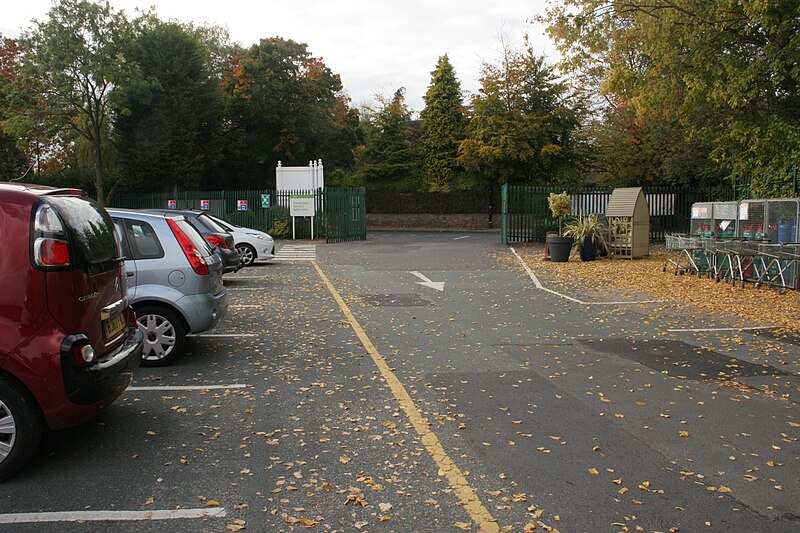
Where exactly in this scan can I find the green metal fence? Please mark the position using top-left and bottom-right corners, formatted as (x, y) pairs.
(325, 187), (367, 243)
(111, 187), (367, 243)
(501, 184), (735, 244)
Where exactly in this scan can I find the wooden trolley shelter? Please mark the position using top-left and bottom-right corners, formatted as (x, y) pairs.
(606, 187), (650, 259)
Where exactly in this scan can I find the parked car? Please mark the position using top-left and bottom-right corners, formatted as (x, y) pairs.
(206, 214), (275, 266)
(107, 209), (230, 366)
(0, 183), (143, 481)
(147, 209), (242, 274)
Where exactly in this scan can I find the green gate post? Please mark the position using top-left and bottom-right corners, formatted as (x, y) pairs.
(501, 184), (508, 244)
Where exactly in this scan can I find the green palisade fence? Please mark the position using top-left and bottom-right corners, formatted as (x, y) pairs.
(501, 184), (735, 244)
(325, 187), (366, 243)
(110, 187), (367, 243)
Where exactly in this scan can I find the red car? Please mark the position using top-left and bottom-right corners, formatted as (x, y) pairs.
(0, 183), (143, 481)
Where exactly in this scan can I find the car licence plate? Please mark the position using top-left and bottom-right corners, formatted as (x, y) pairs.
(103, 311), (126, 340)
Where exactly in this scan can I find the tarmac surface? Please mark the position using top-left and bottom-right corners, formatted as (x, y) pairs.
(1, 231), (798, 532)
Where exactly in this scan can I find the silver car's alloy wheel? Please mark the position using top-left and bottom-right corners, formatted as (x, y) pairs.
(138, 313), (177, 361)
(0, 400), (16, 463)
(237, 244), (255, 266)
(135, 305), (186, 367)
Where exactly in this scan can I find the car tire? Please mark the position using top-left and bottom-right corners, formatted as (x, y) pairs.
(135, 304), (187, 367)
(0, 375), (44, 482)
(236, 243), (256, 267)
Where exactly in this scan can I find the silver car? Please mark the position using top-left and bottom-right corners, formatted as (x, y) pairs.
(107, 209), (229, 366)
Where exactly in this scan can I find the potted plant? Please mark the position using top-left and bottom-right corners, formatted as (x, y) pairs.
(547, 192), (573, 262)
(563, 214), (608, 261)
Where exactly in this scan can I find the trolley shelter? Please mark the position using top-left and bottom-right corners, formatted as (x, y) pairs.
(665, 198), (800, 291)
(605, 187), (650, 259)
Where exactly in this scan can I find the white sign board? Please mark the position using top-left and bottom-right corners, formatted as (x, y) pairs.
(290, 196), (315, 217)
(289, 195), (316, 240)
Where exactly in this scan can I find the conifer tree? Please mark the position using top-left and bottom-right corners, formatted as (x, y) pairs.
(420, 54), (465, 192)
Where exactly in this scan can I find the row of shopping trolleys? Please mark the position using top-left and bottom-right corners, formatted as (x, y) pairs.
(663, 234), (800, 293)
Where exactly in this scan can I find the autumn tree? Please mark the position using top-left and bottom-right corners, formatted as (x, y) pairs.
(542, 0), (800, 182)
(0, 35), (27, 179)
(459, 41), (584, 186)
(113, 21), (224, 192)
(420, 54), (466, 192)
(219, 37), (356, 188)
(9, 0), (136, 204)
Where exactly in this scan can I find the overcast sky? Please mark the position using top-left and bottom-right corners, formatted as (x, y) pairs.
(1, 0), (559, 113)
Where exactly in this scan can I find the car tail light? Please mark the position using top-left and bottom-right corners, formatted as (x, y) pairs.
(167, 218), (209, 275)
(33, 203), (72, 268)
(205, 234), (229, 249)
(125, 305), (138, 328)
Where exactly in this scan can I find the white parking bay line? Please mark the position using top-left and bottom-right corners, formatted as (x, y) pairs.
(0, 508), (227, 524)
(187, 333), (257, 338)
(230, 304), (261, 309)
(668, 326), (775, 333)
(454, 235), (470, 240)
(128, 384), (247, 391)
(226, 287), (269, 291)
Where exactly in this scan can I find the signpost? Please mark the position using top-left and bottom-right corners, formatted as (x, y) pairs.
(289, 194), (316, 240)
(237, 199), (248, 211)
(167, 200), (177, 209)
(200, 199), (210, 211)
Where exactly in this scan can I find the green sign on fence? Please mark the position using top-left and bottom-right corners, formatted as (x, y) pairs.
(261, 193), (270, 208)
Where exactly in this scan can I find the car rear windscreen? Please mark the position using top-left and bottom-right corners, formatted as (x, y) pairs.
(47, 196), (119, 275)
(198, 214), (229, 234)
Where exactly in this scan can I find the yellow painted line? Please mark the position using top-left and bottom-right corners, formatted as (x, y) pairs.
(313, 262), (500, 532)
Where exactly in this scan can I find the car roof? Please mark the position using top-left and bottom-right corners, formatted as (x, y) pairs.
(107, 208), (186, 221)
(0, 182), (85, 197)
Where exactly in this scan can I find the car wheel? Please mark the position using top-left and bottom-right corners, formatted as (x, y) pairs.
(0, 376), (43, 482)
(135, 304), (187, 367)
(237, 243), (256, 266)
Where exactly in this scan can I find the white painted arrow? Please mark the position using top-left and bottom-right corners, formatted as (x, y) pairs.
(409, 271), (445, 292)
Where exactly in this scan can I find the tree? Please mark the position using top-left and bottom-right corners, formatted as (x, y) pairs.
(0, 35), (27, 179)
(219, 37), (356, 188)
(459, 40), (584, 186)
(355, 88), (421, 189)
(420, 54), (466, 192)
(10, 0), (135, 204)
(113, 21), (224, 192)
(542, 0), (800, 182)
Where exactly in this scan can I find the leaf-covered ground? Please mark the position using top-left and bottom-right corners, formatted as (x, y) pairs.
(515, 245), (800, 333)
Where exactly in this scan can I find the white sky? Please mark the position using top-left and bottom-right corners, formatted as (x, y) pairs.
(1, 0), (558, 113)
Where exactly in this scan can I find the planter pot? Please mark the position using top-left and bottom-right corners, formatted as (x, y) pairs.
(547, 234), (573, 263)
(579, 236), (596, 261)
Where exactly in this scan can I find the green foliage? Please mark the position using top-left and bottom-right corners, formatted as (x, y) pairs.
(459, 40), (585, 186)
(11, 0), (136, 204)
(548, 191), (571, 217)
(113, 21), (223, 192)
(548, 191), (571, 233)
(420, 55), (466, 192)
(563, 214), (607, 252)
(354, 88), (422, 190)
(219, 37), (356, 188)
(542, 0), (800, 182)
(267, 206), (290, 237)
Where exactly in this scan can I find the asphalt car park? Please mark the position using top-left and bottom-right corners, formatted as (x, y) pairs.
(1, 233), (798, 532)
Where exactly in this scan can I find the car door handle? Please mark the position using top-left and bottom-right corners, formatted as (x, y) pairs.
(126, 272), (135, 277)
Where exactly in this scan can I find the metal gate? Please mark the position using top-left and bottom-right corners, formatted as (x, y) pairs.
(325, 187), (366, 243)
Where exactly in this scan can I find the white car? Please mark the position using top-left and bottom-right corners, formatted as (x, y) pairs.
(207, 214), (275, 266)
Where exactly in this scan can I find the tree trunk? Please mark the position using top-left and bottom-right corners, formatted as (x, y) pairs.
(92, 129), (105, 206)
